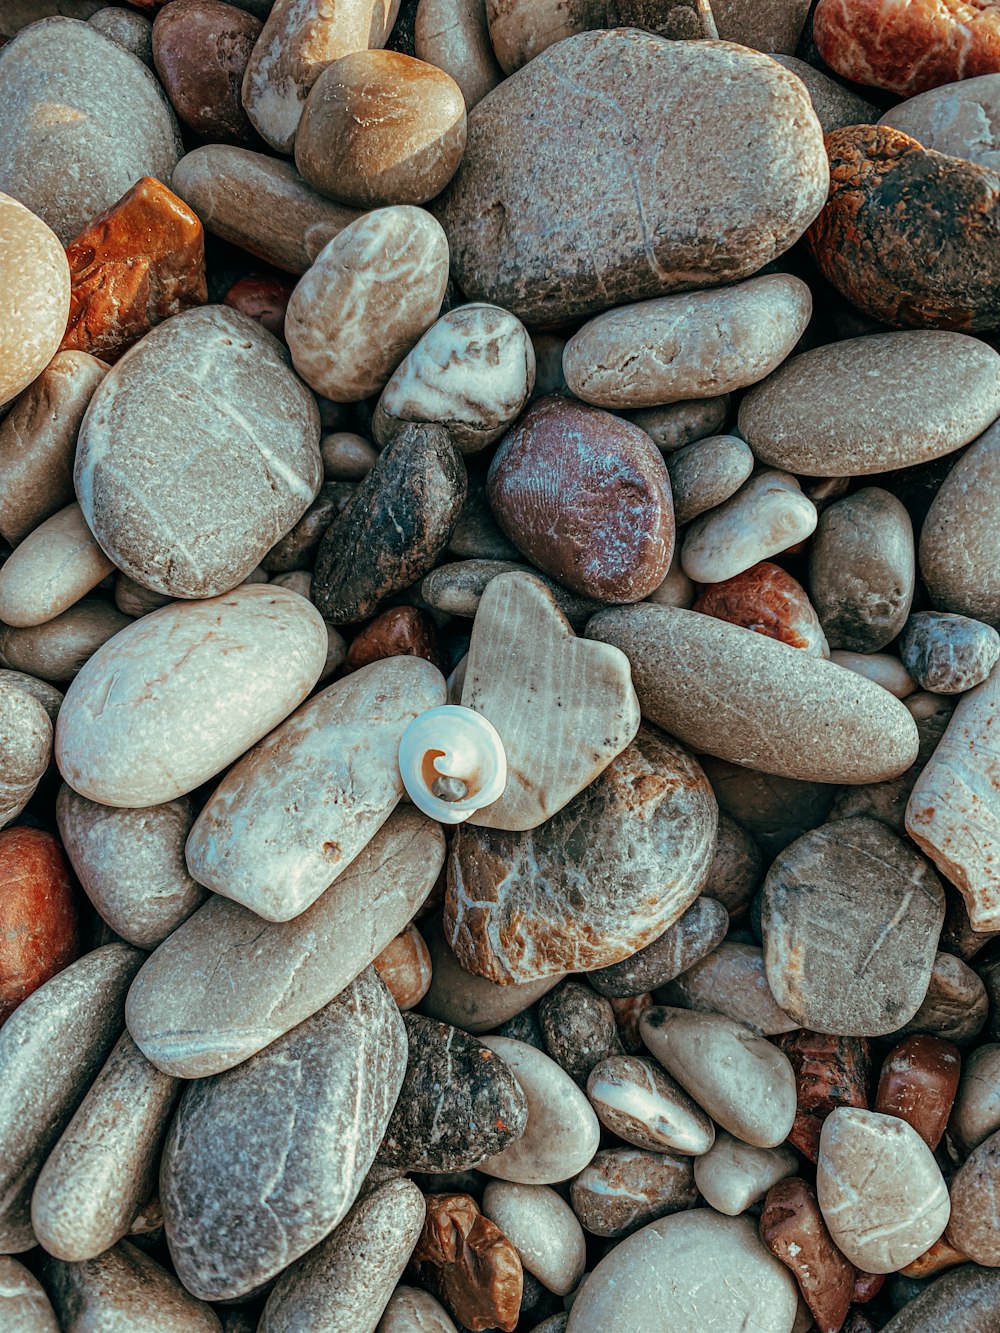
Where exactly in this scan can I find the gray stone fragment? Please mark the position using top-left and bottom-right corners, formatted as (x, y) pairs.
(588, 897), (729, 998)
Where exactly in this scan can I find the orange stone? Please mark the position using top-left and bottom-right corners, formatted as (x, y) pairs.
(693, 561), (828, 655)
(774, 1029), (871, 1162)
(899, 1234), (969, 1278)
(60, 176), (207, 364)
(851, 1270), (885, 1304)
(411, 1193), (523, 1332)
(373, 923), (433, 1010)
(0, 826), (81, 1024)
(874, 1033), (961, 1151)
(344, 605), (446, 674)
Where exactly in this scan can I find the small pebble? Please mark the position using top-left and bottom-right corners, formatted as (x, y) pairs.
(774, 1029), (871, 1163)
(373, 923), (434, 1010)
(875, 1034), (961, 1151)
(681, 469), (817, 584)
(481, 1182), (586, 1297)
(586, 1054), (715, 1155)
(587, 896), (730, 998)
(761, 1176), (855, 1333)
(899, 610), (1000, 694)
(568, 1147), (697, 1239)
(0, 826), (79, 1024)
(693, 1131), (798, 1216)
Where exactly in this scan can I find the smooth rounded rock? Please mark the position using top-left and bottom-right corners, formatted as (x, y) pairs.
(945, 1127), (1000, 1264)
(568, 1146), (697, 1239)
(414, 0), (502, 109)
(658, 940), (798, 1036)
(879, 73), (1000, 171)
(701, 814), (764, 916)
(376, 1286), (458, 1333)
(373, 923), (433, 1009)
(951, 1043), (1000, 1153)
(875, 1034), (961, 1151)
(0, 504), (114, 629)
(680, 471), (817, 584)
(586, 1054), (714, 1155)
(152, 0), (261, 145)
(538, 982), (620, 1087)
(588, 896), (730, 998)
(834, 652), (916, 695)
(665, 434), (755, 526)
(694, 1132), (798, 1217)
(322, 430), (379, 480)
(0, 194), (71, 407)
(0, 1255), (59, 1332)
(0, 599), (131, 685)
(88, 6), (153, 62)
(0, 682), (52, 830)
(481, 1182), (585, 1297)
(769, 53), (878, 132)
(626, 395), (730, 453)
(879, 1265), (1000, 1333)
(0, 826), (79, 1024)
(899, 611), (1000, 694)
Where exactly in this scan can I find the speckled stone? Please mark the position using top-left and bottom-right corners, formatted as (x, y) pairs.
(88, 7), (153, 62)
(879, 73), (1000, 171)
(896, 950), (988, 1045)
(761, 1177), (855, 1333)
(41, 1243), (221, 1332)
(658, 941), (798, 1036)
(152, 0), (261, 144)
(376, 1286), (458, 1333)
(569, 1147), (697, 1239)
(436, 31), (828, 326)
(588, 896), (729, 998)
(945, 1126), (1000, 1264)
(410, 1192), (522, 1332)
(161, 968), (406, 1301)
(769, 54), (878, 132)
(0, 683), (52, 832)
(875, 1034), (961, 1151)
(693, 561), (828, 657)
(0, 670), (63, 726)
(899, 612), (1000, 694)
(538, 982), (621, 1086)
(0, 194), (71, 407)
(0, 826), (79, 1024)
(0, 1255), (58, 1331)
(951, 1043), (1000, 1153)
(446, 726), (716, 983)
(665, 434), (755, 526)
(774, 1030), (871, 1163)
(586, 1054), (714, 1155)
(694, 1132), (797, 1216)
(879, 1265), (1000, 1333)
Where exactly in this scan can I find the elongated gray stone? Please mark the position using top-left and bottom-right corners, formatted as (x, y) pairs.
(880, 1263), (1000, 1333)
(588, 897), (730, 998)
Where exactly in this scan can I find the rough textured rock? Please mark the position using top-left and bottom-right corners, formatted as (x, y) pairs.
(89, 6), (154, 62)
(658, 940), (798, 1036)
(587, 1054), (714, 1155)
(899, 611), (1000, 694)
(693, 1132), (797, 1216)
(693, 562), (827, 656)
(0, 504), (115, 629)
(879, 73), (1000, 171)
(774, 1030), (871, 1163)
(568, 1146), (697, 1238)
(589, 897), (729, 998)
(0, 1255), (59, 1331)
(666, 434), (755, 526)
(39, 1243), (222, 1332)
(161, 968), (407, 1301)
(0, 826), (79, 1024)
(0, 194), (70, 407)
(875, 1034), (960, 1151)
(538, 982), (621, 1086)
(769, 54), (878, 132)
(879, 1265), (1000, 1333)
(435, 31), (828, 326)
(152, 0), (261, 144)
(481, 1182), (585, 1297)
(410, 1193), (522, 1332)
(761, 1177), (855, 1333)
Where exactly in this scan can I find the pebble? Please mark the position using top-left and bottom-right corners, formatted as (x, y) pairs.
(0, 1255), (58, 1332)
(30, 1032), (179, 1261)
(0, 503), (115, 628)
(0, 351), (106, 544)
(831, 651), (917, 698)
(312, 424), (467, 624)
(0, 18), (182, 244)
(680, 470), (818, 584)
(879, 1264), (1000, 1333)
(816, 1108), (951, 1273)
(562, 275), (812, 410)
(171, 145), (362, 274)
(896, 949), (988, 1045)
(694, 1132), (798, 1216)
(899, 611), (1000, 695)
(588, 604), (920, 784)
(568, 1146), (697, 1239)
(322, 430), (379, 480)
(129, 808), (443, 1076)
(446, 726), (716, 982)
(587, 1054), (714, 1155)
(413, 0), (502, 110)
(345, 605), (445, 674)
(588, 896), (729, 998)
(760, 1176), (855, 1333)
(641, 1006), (797, 1148)
(261, 479), (353, 572)
(658, 940), (798, 1036)
(0, 826), (79, 1023)
(739, 332), (1000, 476)
(0, 598), (132, 684)
(373, 923), (433, 1009)
(875, 1034), (961, 1151)
(224, 274), (295, 339)
(76, 305), (320, 598)
(775, 1030), (871, 1163)
(484, 0), (586, 73)
(55, 787), (207, 950)
(898, 1234), (968, 1279)
(88, 6), (153, 63)
(481, 1182), (586, 1297)
(436, 31), (827, 326)
(879, 73), (1000, 170)
(260, 1178), (427, 1333)
(665, 434), (755, 526)
(377, 1285), (458, 1333)
(411, 1192), (522, 1332)
(564, 1210), (798, 1333)
(538, 982), (620, 1086)
(377, 1012), (528, 1171)
(945, 1127), (1000, 1265)
(474, 1036), (600, 1185)
(701, 815), (764, 915)
(55, 584), (327, 808)
(286, 206), (448, 402)
(0, 682), (52, 830)
(704, 762), (832, 857)
(0, 942), (141, 1252)
(769, 54), (878, 132)
(0, 194), (70, 407)
(152, 0), (261, 145)
(160, 968), (406, 1301)
(693, 561), (829, 656)
(626, 394), (730, 453)
(421, 558), (601, 629)
(950, 1043), (1000, 1153)
(41, 1242), (222, 1332)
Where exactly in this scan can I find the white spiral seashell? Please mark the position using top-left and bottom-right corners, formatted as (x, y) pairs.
(398, 704), (507, 825)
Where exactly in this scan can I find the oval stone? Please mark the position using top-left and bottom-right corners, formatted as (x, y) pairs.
(0, 681), (52, 830)
(658, 941), (798, 1036)
(693, 561), (827, 656)
(0, 194), (70, 407)
(0, 1255), (58, 1332)
(55, 585), (328, 807)
(39, 1243), (221, 1332)
(0, 503), (114, 628)
(414, 0), (503, 110)
(680, 470), (817, 585)
(435, 30), (827, 326)
(950, 1043), (1000, 1153)
(568, 1146), (697, 1239)
(875, 1034), (961, 1151)
(588, 896), (730, 998)
(878, 1265), (1000, 1333)
(377, 1286), (458, 1333)
(152, 0), (261, 145)
(899, 611), (1000, 694)
(879, 72), (1000, 169)
(666, 434), (755, 526)
(694, 1132), (798, 1217)
(587, 1054), (715, 1155)
(373, 923), (433, 1010)
(481, 1182), (585, 1297)
(0, 826), (79, 1023)
(0, 598), (131, 685)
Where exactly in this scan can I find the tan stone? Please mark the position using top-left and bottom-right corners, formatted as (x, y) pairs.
(0, 678), (52, 829)
(0, 194), (71, 407)
(626, 394), (730, 452)
(415, 0), (502, 108)
(586, 1054), (715, 1155)
(0, 1255), (58, 1332)
(0, 598), (131, 684)
(879, 73), (1000, 171)
(831, 651), (916, 698)
(770, 54), (879, 132)
(665, 434), (754, 526)
(322, 430), (378, 479)
(0, 504), (113, 628)
(373, 922), (433, 1010)
(658, 940), (798, 1036)
(680, 470), (817, 583)
(377, 1286), (458, 1333)
(693, 1132), (798, 1216)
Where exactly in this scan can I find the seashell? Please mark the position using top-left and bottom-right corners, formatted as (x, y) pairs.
(399, 704), (507, 825)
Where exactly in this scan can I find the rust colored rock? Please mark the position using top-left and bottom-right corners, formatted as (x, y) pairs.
(774, 1030), (871, 1162)
(373, 923), (432, 1010)
(807, 125), (1000, 332)
(693, 561), (828, 656)
(487, 396), (673, 604)
(223, 275), (295, 340)
(0, 827), (80, 1024)
(760, 1177), (855, 1333)
(875, 1035), (961, 1151)
(852, 1270), (885, 1303)
(899, 1235), (968, 1278)
(59, 176), (207, 364)
(410, 1193), (522, 1332)
(345, 606), (445, 674)
(813, 0), (1000, 95)
(152, 0), (261, 144)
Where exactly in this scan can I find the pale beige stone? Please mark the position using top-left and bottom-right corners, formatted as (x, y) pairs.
(586, 1055), (715, 1155)
(481, 1182), (586, 1296)
(0, 669), (62, 724)
(817, 1108), (950, 1274)
(830, 651), (916, 698)
(0, 194), (71, 407)
(486, 0), (601, 73)
(879, 73), (1000, 171)
(658, 941), (798, 1036)
(680, 469), (818, 584)
(377, 1287), (458, 1333)
(647, 550), (695, 608)
(0, 598), (131, 683)
(0, 504), (114, 628)
(0, 679), (51, 829)
(415, 0), (503, 108)
(693, 1131), (798, 1217)
(0, 1255), (59, 1332)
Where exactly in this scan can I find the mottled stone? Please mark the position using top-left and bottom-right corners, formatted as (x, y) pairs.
(436, 31), (827, 326)
(411, 1193), (521, 1332)
(414, 0), (502, 109)
(588, 604), (920, 784)
(152, 0), (261, 144)
(588, 896), (729, 998)
(694, 562), (827, 658)
(345, 606), (444, 675)
(0, 943), (141, 1252)
(420, 559), (601, 630)
(626, 395), (730, 453)
(761, 1177), (855, 1333)
(538, 983), (620, 1086)
(769, 54), (878, 132)
(774, 1030), (871, 1163)
(807, 125), (1000, 331)
(946, 1127), (1000, 1264)
(0, 1255), (58, 1331)
(56, 585), (327, 807)
(900, 612), (1000, 694)
(0, 18), (182, 244)
(739, 332), (1000, 476)
(898, 1235), (969, 1279)
(41, 1243), (221, 1332)
(895, 950), (987, 1044)
(373, 923), (433, 1009)
(568, 1147), (697, 1239)
(702, 815), (764, 916)
(875, 1035), (960, 1151)
(817, 1108), (951, 1273)
(261, 481), (354, 573)
(666, 434), (755, 526)
(879, 1265), (1000, 1333)
(951, 1043), (1000, 1153)
(0, 504), (113, 630)
(658, 941), (797, 1036)
(0, 683), (52, 830)
(880, 73), (1000, 171)
(587, 1054), (714, 1155)
(161, 968), (406, 1301)
(694, 1132), (797, 1216)
(0, 670), (62, 725)
(446, 726), (716, 983)
(0, 827), (79, 1024)
(481, 1183), (585, 1297)
(88, 7), (153, 62)
(377, 1286), (458, 1333)
(0, 194), (70, 407)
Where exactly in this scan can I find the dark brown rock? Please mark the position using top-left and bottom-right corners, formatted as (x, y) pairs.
(568, 1147), (696, 1238)
(760, 1177), (855, 1333)
(223, 275), (295, 340)
(946, 1127), (1000, 1265)
(410, 1193), (522, 1332)
(773, 1030), (871, 1162)
(262, 481), (354, 572)
(152, 0), (261, 144)
(875, 1034), (961, 1151)
(880, 1264), (1000, 1333)
(605, 0), (717, 38)
(313, 424), (467, 624)
(344, 606), (445, 675)
(538, 981), (621, 1085)
(701, 756), (836, 859)
(587, 896), (729, 998)
(701, 814), (764, 917)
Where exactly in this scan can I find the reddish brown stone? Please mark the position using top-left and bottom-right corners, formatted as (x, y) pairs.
(344, 606), (445, 675)
(852, 1270), (885, 1304)
(487, 396), (674, 604)
(372, 923), (433, 1011)
(223, 275), (295, 341)
(608, 993), (653, 1055)
(875, 1034), (961, 1151)
(153, 0), (262, 145)
(693, 561), (827, 654)
(761, 1177), (855, 1333)
(410, 1193), (523, 1332)
(59, 177), (207, 364)
(813, 0), (1000, 95)
(774, 1030), (871, 1162)
(0, 827), (81, 1024)
(807, 125), (1000, 332)
(899, 1235), (969, 1278)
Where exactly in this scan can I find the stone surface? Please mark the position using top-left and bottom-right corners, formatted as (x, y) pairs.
(161, 968), (406, 1301)
(588, 1054), (715, 1155)
(345, 606), (445, 674)
(414, 0), (502, 109)
(56, 585), (327, 807)
(693, 562), (828, 656)
(769, 54), (878, 132)
(896, 950), (988, 1044)
(774, 1030), (871, 1163)
(152, 0), (261, 143)
(702, 759), (835, 858)
(224, 274), (295, 339)
(588, 605), (920, 784)
(261, 1178), (426, 1333)
(0, 682), (52, 830)
(374, 304), (535, 455)
(0, 504), (114, 629)
(762, 816), (945, 1036)
(436, 31), (827, 327)
(31, 1033), (179, 1261)
(817, 1108), (951, 1273)
(701, 816), (763, 915)
(421, 558), (601, 629)
(0, 826), (79, 1024)
(411, 1193), (522, 1332)
(879, 73), (1000, 171)
(378, 1012), (528, 1171)
(951, 1043), (1000, 1153)
(694, 1132), (797, 1216)
(658, 940), (798, 1036)
(0, 18), (182, 244)
(588, 896), (729, 997)
(899, 612), (1000, 694)
(0, 598), (131, 684)
(373, 923), (433, 1009)
(88, 6), (153, 62)
(313, 424), (466, 624)
(40, 1243), (221, 1332)
(666, 434), (755, 526)
(539, 982), (620, 1086)
(171, 146), (363, 274)
(0, 1255), (58, 1331)
(0, 942), (141, 1252)
(641, 1006), (796, 1148)
(0, 194), (70, 407)
(286, 206), (448, 402)
(879, 1265), (1000, 1333)
(761, 1177), (855, 1333)
(563, 275), (812, 410)
(680, 471), (817, 584)
(807, 124), (1000, 332)
(446, 725), (716, 983)
(322, 430), (379, 480)
(481, 1182), (585, 1297)
(76, 305), (320, 599)
(569, 1146), (697, 1239)
(946, 1127), (1000, 1264)
(740, 332), (1000, 476)
(377, 1286), (458, 1333)
(626, 395), (730, 453)
(261, 479), (354, 573)
(875, 1035), (960, 1151)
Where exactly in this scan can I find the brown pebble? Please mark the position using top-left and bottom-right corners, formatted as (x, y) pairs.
(410, 1193), (522, 1332)
(898, 1235), (968, 1278)
(0, 828), (80, 1025)
(588, 896), (730, 999)
(223, 275), (295, 340)
(875, 1034), (961, 1150)
(568, 1146), (696, 1238)
(345, 606), (445, 675)
(152, 0), (261, 144)
(774, 1029), (871, 1162)
(760, 1177), (855, 1333)
(373, 924), (433, 1011)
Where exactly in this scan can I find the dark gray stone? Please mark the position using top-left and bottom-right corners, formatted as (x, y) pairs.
(899, 611), (1000, 694)
(538, 981), (621, 1085)
(588, 896), (729, 998)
